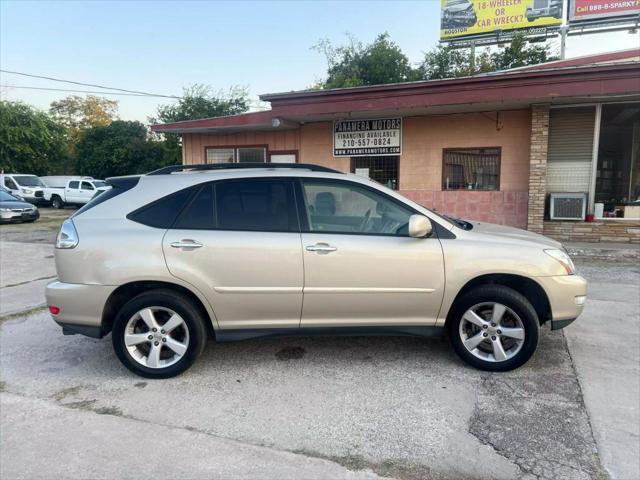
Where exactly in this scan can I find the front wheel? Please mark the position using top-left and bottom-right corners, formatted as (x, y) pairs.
(112, 289), (207, 378)
(448, 285), (539, 372)
(51, 196), (64, 209)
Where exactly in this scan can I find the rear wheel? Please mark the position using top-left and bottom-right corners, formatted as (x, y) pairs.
(448, 285), (539, 372)
(112, 289), (207, 378)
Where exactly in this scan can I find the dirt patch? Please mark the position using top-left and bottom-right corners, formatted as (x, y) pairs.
(275, 346), (306, 360)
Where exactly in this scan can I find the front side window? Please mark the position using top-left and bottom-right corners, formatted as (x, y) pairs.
(443, 148), (501, 191)
(4, 178), (17, 190)
(215, 178), (297, 232)
(81, 181), (94, 190)
(301, 180), (412, 236)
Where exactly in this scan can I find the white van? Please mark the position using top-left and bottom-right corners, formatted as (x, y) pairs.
(1, 174), (47, 205)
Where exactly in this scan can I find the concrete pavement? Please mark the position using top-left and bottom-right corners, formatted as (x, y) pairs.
(1, 211), (638, 479)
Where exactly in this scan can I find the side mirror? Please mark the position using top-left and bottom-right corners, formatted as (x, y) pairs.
(409, 214), (432, 238)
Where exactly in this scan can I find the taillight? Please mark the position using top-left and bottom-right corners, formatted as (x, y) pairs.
(49, 306), (60, 315)
(55, 219), (79, 249)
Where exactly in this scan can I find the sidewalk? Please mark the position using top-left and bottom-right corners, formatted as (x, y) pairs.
(564, 241), (640, 261)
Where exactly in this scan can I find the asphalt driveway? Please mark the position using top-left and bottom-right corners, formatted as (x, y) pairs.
(0, 214), (638, 480)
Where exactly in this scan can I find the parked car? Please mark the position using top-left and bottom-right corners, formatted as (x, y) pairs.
(46, 163), (587, 378)
(526, 0), (562, 21)
(0, 184), (23, 200)
(1, 174), (46, 205)
(43, 178), (110, 209)
(0, 189), (40, 223)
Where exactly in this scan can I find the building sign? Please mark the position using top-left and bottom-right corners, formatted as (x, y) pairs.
(569, 0), (640, 21)
(440, 0), (563, 40)
(333, 118), (402, 157)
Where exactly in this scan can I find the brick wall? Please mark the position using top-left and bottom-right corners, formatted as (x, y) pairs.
(402, 190), (528, 229)
(543, 221), (640, 244)
(527, 105), (550, 234)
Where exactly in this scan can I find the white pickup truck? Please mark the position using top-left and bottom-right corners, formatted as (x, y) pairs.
(44, 178), (111, 208)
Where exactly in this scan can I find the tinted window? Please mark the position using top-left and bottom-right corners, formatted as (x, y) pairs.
(127, 187), (195, 228)
(69, 181), (80, 189)
(4, 178), (17, 190)
(81, 181), (94, 190)
(216, 179), (298, 232)
(173, 184), (215, 229)
(301, 180), (412, 236)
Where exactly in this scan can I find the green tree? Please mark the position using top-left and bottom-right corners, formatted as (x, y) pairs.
(152, 84), (250, 164)
(490, 32), (555, 70)
(49, 95), (118, 131)
(314, 33), (420, 89)
(419, 32), (557, 80)
(0, 101), (68, 175)
(76, 121), (164, 178)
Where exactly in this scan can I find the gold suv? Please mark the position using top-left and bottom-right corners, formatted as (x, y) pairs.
(46, 164), (587, 378)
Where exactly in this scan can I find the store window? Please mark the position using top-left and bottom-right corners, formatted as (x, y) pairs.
(595, 103), (640, 218)
(351, 156), (399, 190)
(205, 147), (266, 164)
(443, 148), (501, 191)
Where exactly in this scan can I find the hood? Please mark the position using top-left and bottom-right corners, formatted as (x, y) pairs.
(0, 200), (36, 210)
(467, 221), (562, 249)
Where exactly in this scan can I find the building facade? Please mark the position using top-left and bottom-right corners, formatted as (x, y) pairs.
(152, 50), (640, 243)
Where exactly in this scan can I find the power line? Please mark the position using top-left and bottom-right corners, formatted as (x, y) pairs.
(0, 69), (181, 99)
(0, 84), (172, 98)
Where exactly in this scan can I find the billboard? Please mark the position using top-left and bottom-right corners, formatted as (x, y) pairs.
(440, 0), (564, 40)
(333, 118), (402, 157)
(569, 0), (640, 22)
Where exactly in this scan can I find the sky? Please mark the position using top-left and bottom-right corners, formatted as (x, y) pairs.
(1, 0), (639, 123)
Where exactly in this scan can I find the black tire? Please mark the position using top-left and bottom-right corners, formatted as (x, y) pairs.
(51, 196), (63, 209)
(448, 285), (539, 372)
(112, 289), (207, 379)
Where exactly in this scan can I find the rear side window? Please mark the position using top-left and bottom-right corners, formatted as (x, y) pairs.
(215, 178), (298, 232)
(127, 187), (195, 228)
(173, 184), (215, 229)
(69, 181), (79, 189)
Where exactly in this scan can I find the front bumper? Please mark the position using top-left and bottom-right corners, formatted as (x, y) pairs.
(536, 274), (587, 330)
(0, 209), (39, 222)
(45, 280), (116, 338)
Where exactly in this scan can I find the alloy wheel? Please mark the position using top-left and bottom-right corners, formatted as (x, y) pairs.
(124, 307), (190, 369)
(458, 302), (525, 363)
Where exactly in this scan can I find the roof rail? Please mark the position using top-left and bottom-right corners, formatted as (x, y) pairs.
(147, 163), (342, 175)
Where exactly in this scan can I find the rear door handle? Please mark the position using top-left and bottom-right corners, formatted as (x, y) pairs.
(305, 243), (337, 253)
(170, 240), (203, 249)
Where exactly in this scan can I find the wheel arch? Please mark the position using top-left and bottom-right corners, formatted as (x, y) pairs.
(446, 274), (552, 326)
(101, 280), (216, 338)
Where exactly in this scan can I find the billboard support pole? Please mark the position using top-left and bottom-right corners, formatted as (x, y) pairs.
(469, 41), (476, 74)
(559, 26), (568, 60)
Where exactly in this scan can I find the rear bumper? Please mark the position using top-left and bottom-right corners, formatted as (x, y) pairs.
(45, 280), (116, 338)
(536, 275), (587, 330)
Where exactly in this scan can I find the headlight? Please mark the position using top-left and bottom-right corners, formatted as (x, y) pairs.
(56, 219), (79, 249)
(0, 208), (11, 212)
(544, 249), (575, 275)
(23, 189), (33, 194)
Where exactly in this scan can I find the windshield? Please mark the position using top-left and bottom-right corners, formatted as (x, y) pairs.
(93, 180), (108, 188)
(0, 191), (19, 201)
(13, 175), (45, 187)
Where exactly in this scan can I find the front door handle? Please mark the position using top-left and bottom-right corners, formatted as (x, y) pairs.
(305, 243), (337, 253)
(170, 240), (203, 249)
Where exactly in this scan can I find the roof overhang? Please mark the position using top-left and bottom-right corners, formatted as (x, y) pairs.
(151, 52), (640, 135)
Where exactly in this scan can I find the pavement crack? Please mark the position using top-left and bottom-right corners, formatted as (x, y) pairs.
(1, 275), (56, 289)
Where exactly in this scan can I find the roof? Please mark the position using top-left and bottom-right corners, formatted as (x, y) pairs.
(151, 49), (640, 134)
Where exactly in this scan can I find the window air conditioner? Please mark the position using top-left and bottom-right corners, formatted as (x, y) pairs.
(549, 193), (587, 221)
